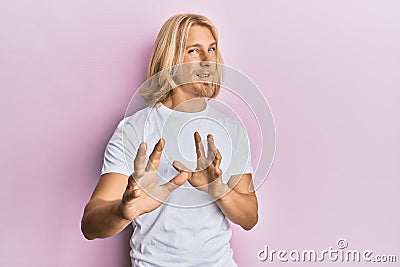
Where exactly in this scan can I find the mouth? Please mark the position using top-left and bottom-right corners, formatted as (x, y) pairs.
(194, 71), (212, 81)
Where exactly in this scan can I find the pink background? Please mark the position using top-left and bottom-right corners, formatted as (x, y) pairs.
(1, 1), (399, 266)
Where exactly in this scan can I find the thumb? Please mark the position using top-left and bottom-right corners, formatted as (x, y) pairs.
(163, 171), (190, 193)
(172, 160), (192, 173)
(170, 171), (190, 186)
(123, 181), (141, 204)
(172, 160), (192, 183)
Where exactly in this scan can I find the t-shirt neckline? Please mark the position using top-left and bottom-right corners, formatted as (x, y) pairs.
(156, 102), (211, 118)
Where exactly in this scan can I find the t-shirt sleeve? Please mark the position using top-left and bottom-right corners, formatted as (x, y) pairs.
(222, 122), (253, 183)
(101, 119), (140, 176)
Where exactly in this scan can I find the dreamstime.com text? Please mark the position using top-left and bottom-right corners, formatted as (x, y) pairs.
(257, 239), (397, 263)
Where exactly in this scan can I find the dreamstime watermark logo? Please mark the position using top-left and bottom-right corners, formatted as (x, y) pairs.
(257, 238), (397, 263)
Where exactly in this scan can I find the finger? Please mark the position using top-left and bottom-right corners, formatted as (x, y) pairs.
(164, 172), (190, 192)
(214, 149), (222, 167)
(124, 189), (141, 203)
(146, 138), (164, 172)
(129, 186), (141, 199)
(171, 171), (190, 187)
(172, 160), (192, 173)
(128, 187), (141, 201)
(134, 142), (147, 173)
(206, 134), (217, 161)
(123, 177), (141, 203)
(194, 132), (205, 159)
(213, 149), (223, 177)
(126, 175), (137, 190)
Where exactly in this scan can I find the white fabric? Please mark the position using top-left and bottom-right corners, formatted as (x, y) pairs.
(101, 101), (253, 267)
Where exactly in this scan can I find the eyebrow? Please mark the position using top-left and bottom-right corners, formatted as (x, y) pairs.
(186, 41), (217, 48)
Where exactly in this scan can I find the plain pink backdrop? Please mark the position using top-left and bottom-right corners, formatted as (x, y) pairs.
(1, 1), (399, 266)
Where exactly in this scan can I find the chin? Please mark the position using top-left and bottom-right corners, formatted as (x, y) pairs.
(193, 83), (215, 98)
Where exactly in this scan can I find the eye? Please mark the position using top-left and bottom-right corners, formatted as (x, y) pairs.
(208, 47), (216, 53)
(188, 49), (199, 54)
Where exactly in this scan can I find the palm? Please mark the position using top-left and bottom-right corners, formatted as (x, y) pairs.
(121, 139), (188, 220)
(133, 169), (172, 213)
(173, 132), (224, 194)
(191, 151), (220, 189)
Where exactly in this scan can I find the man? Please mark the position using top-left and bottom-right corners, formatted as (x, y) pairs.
(81, 13), (258, 267)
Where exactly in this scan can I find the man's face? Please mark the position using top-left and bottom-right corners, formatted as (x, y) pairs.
(175, 25), (217, 97)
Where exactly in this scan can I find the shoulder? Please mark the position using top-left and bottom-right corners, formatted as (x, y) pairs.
(109, 106), (153, 141)
(121, 106), (152, 126)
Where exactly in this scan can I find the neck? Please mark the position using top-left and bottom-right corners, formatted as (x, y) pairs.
(162, 88), (207, 112)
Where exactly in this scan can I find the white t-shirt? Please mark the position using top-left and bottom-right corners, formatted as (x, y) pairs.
(101, 101), (253, 267)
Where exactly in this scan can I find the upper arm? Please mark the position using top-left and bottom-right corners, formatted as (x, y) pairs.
(93, 119), (139, 202)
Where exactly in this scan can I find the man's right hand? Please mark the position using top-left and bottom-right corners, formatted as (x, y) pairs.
(119, 138), (189, 221)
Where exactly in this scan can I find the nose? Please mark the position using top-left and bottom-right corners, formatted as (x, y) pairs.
(200, 61), (210, 67)
(200, 52), (212, 67)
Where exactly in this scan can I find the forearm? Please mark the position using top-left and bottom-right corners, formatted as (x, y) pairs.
(215, 187), (258, 230)
(81, 199), (134, 240)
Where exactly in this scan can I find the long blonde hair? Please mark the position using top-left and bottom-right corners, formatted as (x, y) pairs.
(140, 13), (224, 105)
